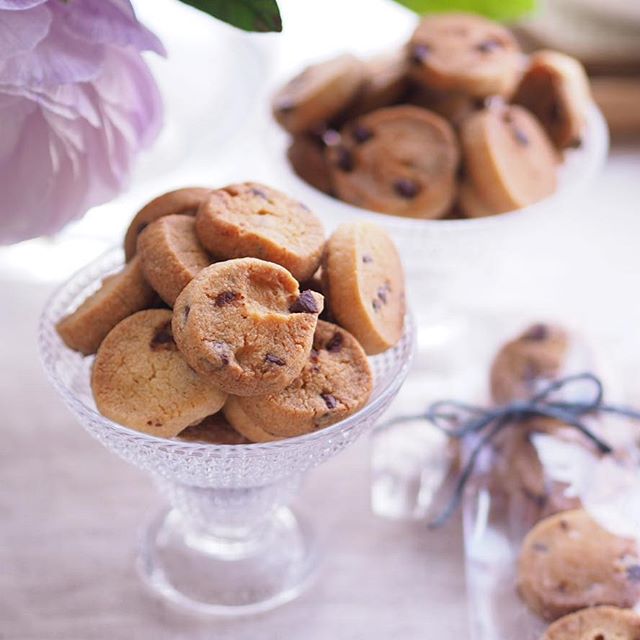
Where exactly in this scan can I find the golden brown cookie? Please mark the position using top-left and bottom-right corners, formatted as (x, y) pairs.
(517, 509), (640, 620)
(407, 13), (522, 98)
(91, 309), (227, 438)
(541, 606), (640, 640)
(56, 256), (156, 355)
(137, 214), (211, 306)
(513, 50), (591, 150)
(344, 50), (409, 118)
(322, 222), (405, 355)
(195, 182), (325, 282)
(272, 54), (365, 134)
(327, 105), (460, 218)
(225, 320), (372, 439)
(460, 104), (558, 214)
(124, 187), (211, 261)
(172, 258), (324, 396)
(457, 179), (496, 218)
(223, 399), (283, 443)
(177, 412), (249, 445)
(287, 135), (334, 195)
(490, 323), (569, 404)
(408, 84), (480, 127)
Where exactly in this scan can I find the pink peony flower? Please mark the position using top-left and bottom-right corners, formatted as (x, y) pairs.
(0, 0), (165, 244)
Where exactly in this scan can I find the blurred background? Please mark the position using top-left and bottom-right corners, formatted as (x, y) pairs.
(1, 0), (639, 637)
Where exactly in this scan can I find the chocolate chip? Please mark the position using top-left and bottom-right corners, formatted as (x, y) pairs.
(372, 299), (381, 312)
(276, 97), (295, 113)
(265, 353), (286, 366)
(325, 332), (343, 353)
(150, 321), (177, 351)
(411, 44), (430, 64)
(559, 519), (569, 531)
(532, 542), (549, 553)
(513, 126), (529, 146)
(523, 323), (549, 341)
(290, 290), (319, 314)
(250, 187), (268, 198)
(475, 39), (503, 53)
(377, 286), (388, 304)
(321, 129), (341, 147)
(182, 305), (190, 323)
(213, 342), (231, 366)
(215, 291), (239, 307)
(335, 147), (354, 172)
(321, 393), (337, 409)
(393, 178), (421, 199)
(627, 566), (640, 582)
(352, 125), (373, 144)
(362, 254), (373, 264)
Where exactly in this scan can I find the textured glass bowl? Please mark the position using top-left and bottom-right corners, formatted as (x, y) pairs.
(39, 248), (415, 616)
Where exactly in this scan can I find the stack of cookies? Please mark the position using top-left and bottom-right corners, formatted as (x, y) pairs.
(272, 13), (592, 219)
(486, 324), (640, 639)
(56, 183), (406, 444)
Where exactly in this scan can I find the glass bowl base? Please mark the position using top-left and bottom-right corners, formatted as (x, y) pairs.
(137, 506), (319, 617)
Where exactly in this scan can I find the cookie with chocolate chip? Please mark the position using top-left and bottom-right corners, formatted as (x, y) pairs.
(272, 53), (365, 134)
(407, 12), (522, 98)
(56, 256), (156, 355)
(224, 320), (372, 439)
(513, 50), (591, 150)
(287, 135), (334, 195)
(177, 412), (249, 445)
(541, 606), (640, 640)
(460, 104), (558, 214)
(91, 309), (227, 438)
(327, 105), (459, 218)
(124, 187), (211, 261)
(518, 509), (640, 620)
(195, 182), (325, 282)
(322, 222), (405, 355)
(489, 323), (570, 404)
(172, 258), (324, 396)
(138, 214), (211, 306)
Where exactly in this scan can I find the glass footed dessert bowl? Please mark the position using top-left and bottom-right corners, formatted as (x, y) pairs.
(39, 247), (415, 616)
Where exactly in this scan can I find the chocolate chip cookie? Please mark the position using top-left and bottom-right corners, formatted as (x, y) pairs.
(124, 187), (211, 261)
(407, 12), (522, 98)
(513, 50), (591, 150)
(272, 53), (365, 134)
(322, 222), (405, 355)
(172, 258), (324, 396)
(517, 509), (640, 620)
(92, 309), (227, 438)
(177, 412), (249, 445)
(225, 320), (372, 439)
(489, 323), (569, 404)
(195, 182), (325, 282)
(287, 135), (334, 195)
(460, 104), (558, 214)
(56, 256), (156, 355)
(327, 105), (460, 218)
(137, 214), (211, 306)
(541, 606), (640, 640)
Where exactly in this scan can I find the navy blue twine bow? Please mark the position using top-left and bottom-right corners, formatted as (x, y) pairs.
(383, 373), (640, 528)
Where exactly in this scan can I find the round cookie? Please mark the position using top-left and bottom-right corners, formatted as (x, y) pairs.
(124, 187), (211, 261)
(460, 104), (558, 214)
(92, 309), (227, 438)
(272, 54), (365, 134)
(287, 135), (334, 195)
(322, 222), (405, 355)
(517, 509), (640, 620)
(225, 320), (373, 438)
(408, 84), (480, 128)
(223, 399), (283, 443)
(56, 256), (156, 355)
(195, 182), (325, 282)
(137, 214), (211, 306)
(490, 323), (569, 404)
(172, 258), (324, 396)
(513, 50), (591, 150)
(407, 12), (523, 98)
(541, 606), (640, 640)
(177, 412), (249, 445)
(327, 105), (460, 218)
(344, 50), (409, 118)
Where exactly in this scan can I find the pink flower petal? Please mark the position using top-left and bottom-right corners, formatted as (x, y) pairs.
(0, 4), (50, 61)
(0, 0), (47, 10)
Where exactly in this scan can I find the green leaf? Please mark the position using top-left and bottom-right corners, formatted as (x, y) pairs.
(178, 0), (282, 32)
(392, 0), (536, 22)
